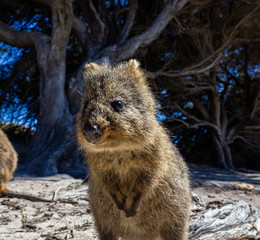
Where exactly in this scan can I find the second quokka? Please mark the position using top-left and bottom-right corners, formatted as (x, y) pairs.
(0, 129), (18, 194)
(76, 59), (191, 240)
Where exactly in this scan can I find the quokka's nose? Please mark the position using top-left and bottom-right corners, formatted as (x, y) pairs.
(83, 123), (101, 144)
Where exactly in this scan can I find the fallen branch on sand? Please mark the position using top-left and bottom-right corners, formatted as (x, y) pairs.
(1, 191), (78, 205)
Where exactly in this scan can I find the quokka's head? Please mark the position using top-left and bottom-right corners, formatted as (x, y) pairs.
(76, 59), (158, 152)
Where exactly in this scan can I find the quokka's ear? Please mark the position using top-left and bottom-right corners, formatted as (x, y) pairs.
(128, 59), (141, 69)
(83, 62), (100, 77)
(126, 59), (142, 76)
(125, 59), (147, 86)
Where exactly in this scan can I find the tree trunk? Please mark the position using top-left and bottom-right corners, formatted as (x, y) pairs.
(213, 134), (234, 170)
(22, 38), (87, 177)
(209, 71), (234, 170)
(214, 135), (228, 169)
(17, 0), (87, 177)
(23, 62), (74, 176)
(223, 141), (235, 169)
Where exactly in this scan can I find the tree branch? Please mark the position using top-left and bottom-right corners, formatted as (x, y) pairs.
(0, 21), (49, 50)
(118, 0), (138, 42)
(98, 0), (189, 62)
(192, 97), (210, 121)
(30, 0), (88, 48)
(169, 118), (190, 128)
(146, 51), (224, 79)
(85, 0), (106, 42)
(169, 103), (221, 135)
(72, 16), (89, 47)
(51, 0), (73, 52)
(145, 2), (260, 80)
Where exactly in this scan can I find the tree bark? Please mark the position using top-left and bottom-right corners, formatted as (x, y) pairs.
(212, 132), (235, 170)
(209, 71), (235, 170)
(223, 141), (234, 169)
(22, 0), (81, 176)
(214, 135), (229, 169)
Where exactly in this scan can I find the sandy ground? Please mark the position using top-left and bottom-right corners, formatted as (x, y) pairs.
(0, 164), (260, 240)
(0, 175), (96, 240)
(190, 164), (260, 209)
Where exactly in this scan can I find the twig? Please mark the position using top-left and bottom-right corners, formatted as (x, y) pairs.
(1, 191), (78, 205)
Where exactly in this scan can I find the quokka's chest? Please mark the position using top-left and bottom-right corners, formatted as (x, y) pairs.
(108, 157), (139, 183)
(91, 155), (140, 187)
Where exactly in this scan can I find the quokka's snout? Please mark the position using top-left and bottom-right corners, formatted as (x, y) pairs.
(82, 122), (102, 144)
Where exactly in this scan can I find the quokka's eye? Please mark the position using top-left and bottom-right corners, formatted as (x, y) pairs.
(111, 100), (125, 112)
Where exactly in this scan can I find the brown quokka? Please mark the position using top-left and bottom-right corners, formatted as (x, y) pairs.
(76, 60), (191, 240)
(0, 129), (18, 194)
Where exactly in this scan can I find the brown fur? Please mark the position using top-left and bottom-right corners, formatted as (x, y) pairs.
(76, 60), (191, 240)
(0, 129), (18, 194)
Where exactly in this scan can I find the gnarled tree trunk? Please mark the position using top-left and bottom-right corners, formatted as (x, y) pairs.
(213, 135), (234, 169)
(0, 0), (83, 176)
(23, 0), (84, 176)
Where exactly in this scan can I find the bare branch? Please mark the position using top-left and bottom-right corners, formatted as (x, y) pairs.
(119, 0), (138, 42)
(169, 118), (190, 128)
(192, 98), (210, 121)
(72, 16), (89, 47)
(98, 0), (189, 62)
(146, 53), (224, 79)
(86, 0), (106, 41)
(51, 0), (73, 51)
(0, 21), (49, 50)
(169, 103), (221, 135)
(145, 2), (260, 80)
(30, 0), (88, 48)
(170, 117), (221, 135)
(244, 126), (260, 130)
(232, 135), (260, 150)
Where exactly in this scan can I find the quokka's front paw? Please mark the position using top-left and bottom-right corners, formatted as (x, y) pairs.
(124, 191), (142, 218)
(124, 206), (138, 217)
(0, 185), (9, 195)
(110, 190), (127, 210)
